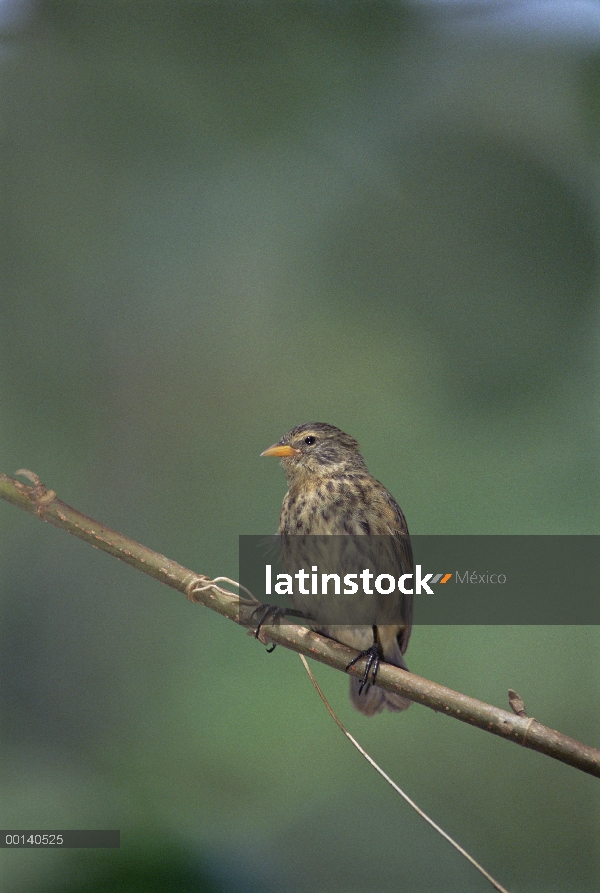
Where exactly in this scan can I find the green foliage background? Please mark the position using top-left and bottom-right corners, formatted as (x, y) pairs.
(1, 2), (599, 891)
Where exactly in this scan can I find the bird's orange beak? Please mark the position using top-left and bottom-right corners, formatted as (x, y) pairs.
(260, 442), (299, 458)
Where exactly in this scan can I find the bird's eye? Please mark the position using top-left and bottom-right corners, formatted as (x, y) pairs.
(304, 435), (316, 445)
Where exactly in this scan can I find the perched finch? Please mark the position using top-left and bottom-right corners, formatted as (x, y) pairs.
(261, 422), (413, 716)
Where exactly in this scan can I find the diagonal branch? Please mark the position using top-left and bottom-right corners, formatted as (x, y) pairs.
(1, 470), (599, 779)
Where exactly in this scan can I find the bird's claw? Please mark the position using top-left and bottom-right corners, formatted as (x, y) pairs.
(251, 604), (287, 652)
(346, 643), (382, 694)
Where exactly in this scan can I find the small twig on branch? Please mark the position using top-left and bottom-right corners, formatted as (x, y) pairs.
(1, 470), (599, 779)
(508, 690), (528, 718)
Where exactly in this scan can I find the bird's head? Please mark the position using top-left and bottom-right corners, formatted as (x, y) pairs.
(261, 422), (367, 484)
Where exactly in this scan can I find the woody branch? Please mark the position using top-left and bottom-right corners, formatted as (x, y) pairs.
(1, 470), (598, 779)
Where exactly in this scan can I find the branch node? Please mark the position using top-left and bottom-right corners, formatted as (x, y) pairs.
(15, 469), (56, 516)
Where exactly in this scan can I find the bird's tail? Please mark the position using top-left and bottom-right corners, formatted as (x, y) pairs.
(349, 639), (411, 716)
(349, 677), (411, 716)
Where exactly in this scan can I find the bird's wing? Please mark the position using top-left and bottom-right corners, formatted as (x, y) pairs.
(380, 488), (414, 655)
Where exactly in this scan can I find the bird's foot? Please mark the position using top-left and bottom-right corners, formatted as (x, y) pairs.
(251, 604), (288, 652)
(251, 604), (313, 652)
(346, 643), (382, 694)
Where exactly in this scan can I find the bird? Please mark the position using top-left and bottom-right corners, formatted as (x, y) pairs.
(260, 422), (413, 716)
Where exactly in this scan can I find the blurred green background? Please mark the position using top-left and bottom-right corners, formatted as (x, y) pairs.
(1, 2), (599, 891)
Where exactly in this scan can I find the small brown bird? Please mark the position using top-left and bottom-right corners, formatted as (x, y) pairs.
(261, 422), (413, 716)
